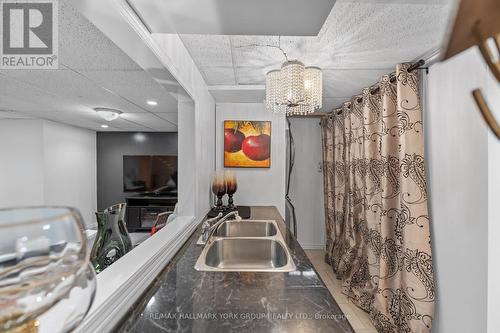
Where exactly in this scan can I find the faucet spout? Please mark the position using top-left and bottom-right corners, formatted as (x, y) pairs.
(201, 210), (241, 245)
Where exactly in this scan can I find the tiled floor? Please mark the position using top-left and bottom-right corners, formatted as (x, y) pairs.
(305, 250), (378, 333)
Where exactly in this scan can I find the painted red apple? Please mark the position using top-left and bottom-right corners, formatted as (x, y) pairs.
(242, 134), (270, 161)
(224, 128), (245, 152)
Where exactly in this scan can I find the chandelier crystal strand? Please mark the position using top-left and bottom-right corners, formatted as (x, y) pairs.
(288, 104), (314, 116)
(265, 70), (287, 114)
(305, 67), (322, 110)
(281, 60), (305, 106)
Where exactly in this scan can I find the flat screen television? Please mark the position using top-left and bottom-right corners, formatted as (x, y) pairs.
(123, 155), (177, 194)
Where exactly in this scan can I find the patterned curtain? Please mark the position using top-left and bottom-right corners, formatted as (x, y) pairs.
(321, 63), (434, 333)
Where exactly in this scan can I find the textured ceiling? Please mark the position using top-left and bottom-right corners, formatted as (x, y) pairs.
(180, 0), (456, 111)
(0, 1), (179, 132)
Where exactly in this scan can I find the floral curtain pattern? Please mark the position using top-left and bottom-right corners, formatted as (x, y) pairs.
(321, 64), (434, 333)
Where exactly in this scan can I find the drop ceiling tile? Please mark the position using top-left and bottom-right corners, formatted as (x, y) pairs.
(0, 74), (86, 113)
(77, 70), (178, 112)
(208, 86), (265, 103)
(322, 68), (391, 98)
(120, 113), (178, 131)
(17, 108), (154, 132)
(1, 73), (156, 131)
(58, 2), (142, 71)
(0, 110), (33, 119)
(180, 35), (233, 68)
(2, 69), (96, 98)
(107, 118), (153, 131)
(200, 67), (236, 85)
(154, 123), (178, 132)
(231, 35), (323, 70)
(231, 36), (284, 69)
(18, 109), (102, 130)
(314, 1), (451, 68)
(235, 67), (267, 85)
(1, 69), (150, 114)
(155, 112), (178, 125)
(231, 36), (278, 48)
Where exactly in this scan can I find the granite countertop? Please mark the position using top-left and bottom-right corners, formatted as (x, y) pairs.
(117, 206), (354, 333)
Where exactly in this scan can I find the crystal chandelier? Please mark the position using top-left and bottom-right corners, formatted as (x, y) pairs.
(265, 60), (322, 115)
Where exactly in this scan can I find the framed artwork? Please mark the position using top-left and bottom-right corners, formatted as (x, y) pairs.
(224, 120), (271, 168)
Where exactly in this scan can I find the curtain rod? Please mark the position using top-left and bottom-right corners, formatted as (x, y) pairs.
(331, 59), (425, 115)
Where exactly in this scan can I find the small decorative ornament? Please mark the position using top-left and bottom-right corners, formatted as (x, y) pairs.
(265, 60), (322, 115)
(224, 171), (237, 209)
(211, 171), (226, 211)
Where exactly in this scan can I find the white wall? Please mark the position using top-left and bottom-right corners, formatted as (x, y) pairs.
(288, 118), (325, 249)
(425, 46), (498, 333)
(215, 103), (286, 216)
(177, 99), (196, 217)
(486, 59), (500, 333)
(42, 121), (97, 227)
(0, 119), (97, 228)
(0, 120), (44, 206)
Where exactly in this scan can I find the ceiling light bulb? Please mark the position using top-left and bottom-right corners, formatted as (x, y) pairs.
(95, 108), (122, 121)
(147, 100), (158, 106)
(100, 124), (109, 128)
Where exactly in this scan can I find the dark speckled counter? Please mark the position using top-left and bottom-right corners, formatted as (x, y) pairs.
(118, 206), (354, 333)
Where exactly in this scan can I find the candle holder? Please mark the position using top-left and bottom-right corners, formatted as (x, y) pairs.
(224, 171), (237, 210)
(211, 171), (226, 211)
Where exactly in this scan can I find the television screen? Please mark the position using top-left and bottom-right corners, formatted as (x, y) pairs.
(123, 155), (177, 194)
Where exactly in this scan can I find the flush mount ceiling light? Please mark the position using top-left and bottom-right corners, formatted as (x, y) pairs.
(147, 100), (158, 106)
(95, 108), (123, 121)
(100, 124), (109, 128)
(265, 60), (322, 115)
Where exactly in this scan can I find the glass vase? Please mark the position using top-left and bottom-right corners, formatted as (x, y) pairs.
(90, 203), (132, 274)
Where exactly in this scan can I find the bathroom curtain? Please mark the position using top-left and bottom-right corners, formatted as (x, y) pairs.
(321, 64), (434, 333)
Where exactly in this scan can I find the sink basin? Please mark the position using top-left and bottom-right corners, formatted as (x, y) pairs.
(214, 220), (277, 237)
(205, 238), (288, 270)
(194, 219), (296, 272)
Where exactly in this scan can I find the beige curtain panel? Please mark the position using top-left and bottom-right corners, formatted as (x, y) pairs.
(321, 63), (434, 333)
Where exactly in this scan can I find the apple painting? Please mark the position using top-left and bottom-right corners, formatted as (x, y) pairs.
(224, 128), (245, 153)
(223, 121), (271, 168)
(242, 134), (270, 161)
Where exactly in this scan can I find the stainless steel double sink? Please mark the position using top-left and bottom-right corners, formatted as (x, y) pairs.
(194, 220), (296, 272)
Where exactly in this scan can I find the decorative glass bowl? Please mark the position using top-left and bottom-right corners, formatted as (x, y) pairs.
(0, 207), (96, 333)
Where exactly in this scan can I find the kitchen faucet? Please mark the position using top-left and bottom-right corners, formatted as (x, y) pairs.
(200, 210), (241, 245)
